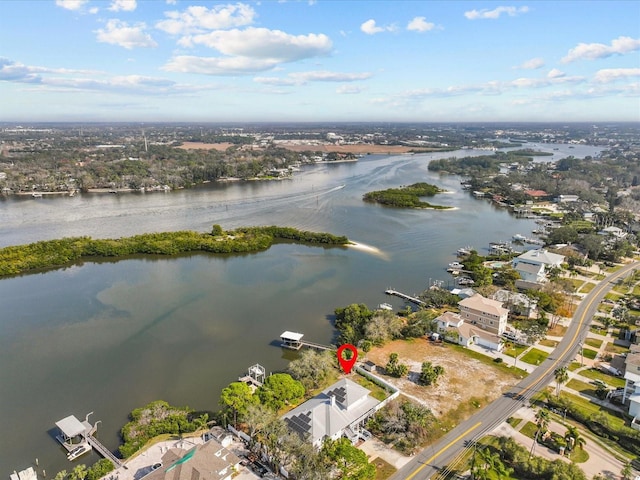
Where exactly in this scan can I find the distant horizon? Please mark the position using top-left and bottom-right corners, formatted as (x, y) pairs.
(1, 0), (639, 123)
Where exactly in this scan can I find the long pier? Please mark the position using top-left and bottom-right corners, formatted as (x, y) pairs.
(299, 340), (333, 351)
(384, 289), (425, 306)
(86, 436), (123, 467)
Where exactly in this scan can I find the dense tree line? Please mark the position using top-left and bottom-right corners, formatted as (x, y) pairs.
(0, 225), (349, 276)
(119, 400), (208, 458)
(362, 182), (450, 209)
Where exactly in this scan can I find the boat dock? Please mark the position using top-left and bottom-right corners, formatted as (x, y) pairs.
(87, 436), (122, 467)
(384, 289), (425, 306)
(279, 331), (333, 351)
(54, 413), (122, 467)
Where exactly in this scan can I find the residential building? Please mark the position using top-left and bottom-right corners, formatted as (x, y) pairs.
(435, 311), (504, 351)
(512, 249), (565, 285)
(492, 289), (538, 317)
(623, 345), (640, 431)
(144, 438), (241, 480)
(282, 378), (381, 448)
(598, 226), (627, 239)
(458, 293), (509, 335)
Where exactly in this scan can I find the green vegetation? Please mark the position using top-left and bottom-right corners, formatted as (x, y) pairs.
(0, 225), (349, 276)
(578, 368), (625, 388)
(256, 373), (305, 410)
(363, 182), (451, 209)
(385, 353), (409, 378)
(322, 437), (376, 480)
(119, 400), (208, 458)
(372, 457), (397, 480)
(419, 361), (445, 386)
(520, 348), (549, 365)
(581, 348), (598, 359)
(510, 149), (554, 156)
(585, 338), (603, 349)
(566, 379), (597, 397)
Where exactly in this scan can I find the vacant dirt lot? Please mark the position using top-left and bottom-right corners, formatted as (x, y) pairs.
(366, 339), (519, 417)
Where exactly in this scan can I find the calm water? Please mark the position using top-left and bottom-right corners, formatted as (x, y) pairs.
(0, 144), (602, 474)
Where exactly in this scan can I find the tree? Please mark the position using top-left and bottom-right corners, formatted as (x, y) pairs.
(288, 442), (330, 480)
(385, 353), (408, 378)
(554, 366), (569, 397)
(244, 403), (276, 455)
(321, 437), (376, 480)
(68, 465), (87, 480)
(53, 471), (67, 480)
(419, 361), (445, 386)
(257, 373), (305, 410)
(621, 462), (633, 480)
(288, 349), (335, 390)
(364, 311), (403, 345)
(564, 425), (586, 451)
(535, 408), (550, 436)
(334, 303), (374, 344)
(219, 381), (257, 425)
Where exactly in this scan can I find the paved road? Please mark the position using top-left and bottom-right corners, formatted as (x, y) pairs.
(391, 261), (639, 480)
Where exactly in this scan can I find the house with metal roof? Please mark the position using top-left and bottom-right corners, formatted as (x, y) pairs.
(282, 378), (381, 448)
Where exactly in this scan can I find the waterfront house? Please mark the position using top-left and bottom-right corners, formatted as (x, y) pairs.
(458, 293), (509, 336)
(622, 345), (640, 431)
(144, 438), (241, 480)
(512, 249), (565, 285)
(435, 311), (504, 351)
(492, 289), (538, 317)
(282, 378), (381, 448)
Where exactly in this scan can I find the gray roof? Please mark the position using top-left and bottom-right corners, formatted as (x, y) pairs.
(515, 249), (565, 266)
(282, 378), (380, 445)
(55, 415), (85, 437)
(514, 262), (545, 274)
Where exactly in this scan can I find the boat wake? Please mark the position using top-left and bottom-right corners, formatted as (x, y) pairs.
(347, 241), (389, 260)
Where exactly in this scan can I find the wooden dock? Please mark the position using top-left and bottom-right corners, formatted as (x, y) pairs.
(384, 289), (425, 306)
(299, 340), (333, 351)
(87, 436), (122, 467)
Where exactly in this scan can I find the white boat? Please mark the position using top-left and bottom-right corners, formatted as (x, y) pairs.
(378, 303), (393, 311)
(10, 467), (38, 480)
(448, 262), (463, 268)
(456, 246), (473, 256)
(67, 443), (92, 460)
(458, 277), (475, 285)
(512, 234), (527, 242)
(31, 192), (43, 198)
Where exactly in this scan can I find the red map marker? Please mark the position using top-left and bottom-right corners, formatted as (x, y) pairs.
(337, 344), (358, 374)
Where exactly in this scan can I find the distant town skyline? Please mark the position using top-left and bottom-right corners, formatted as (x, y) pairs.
(1, 0), (639, 122)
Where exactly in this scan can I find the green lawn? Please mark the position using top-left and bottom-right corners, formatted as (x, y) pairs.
(539, 338), (558, 348)
(579, 282), (596, 293)
(581, 348), (598, 360)
(604, 292), (623, 301)
(566, 378), (597, 397)
(633, 285), (640, 296)
(503, 343), (529, 358)
(577, 368), (625, 388)
(554, 391), (627, 430)
(520, 348), (549, 365)
(605, 343), (630, 355)
(589, 325), (608, 336)
(598, 304), (613, 314)
(567, 362), (582, 372)
(613, 284), (630, 294)
(507, 417), (522, 429)
(585, 338), (603, 349)
(373, 457), (397, 480)
(519, 421), (539, 439)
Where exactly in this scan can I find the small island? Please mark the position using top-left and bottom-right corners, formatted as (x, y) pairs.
(363, 182), (452, 209)
(0, 225), (350, 277)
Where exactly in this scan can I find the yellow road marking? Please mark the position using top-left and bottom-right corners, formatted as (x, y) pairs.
(405, 422), (482, 480)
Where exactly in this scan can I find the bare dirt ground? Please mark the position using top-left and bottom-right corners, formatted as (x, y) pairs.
(366, 338), (518, 417)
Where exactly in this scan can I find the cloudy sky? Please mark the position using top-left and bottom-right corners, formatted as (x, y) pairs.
(1, 0), (639, 122)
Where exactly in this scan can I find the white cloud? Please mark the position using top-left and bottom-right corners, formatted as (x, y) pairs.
(55, 0), (88, 10)
(255, 70), (371, 86)
(360, 19), (395, 35)
(336, 85), (364, 94)
(156, 4), (256, 35)
(547, 68), (565, 78)
(108, 0), (137, 12)
(515, 57), (544, 69)
(89, 6), (99, 14)
(166, 0), (177, 4)
(562, 36), (640, 63)
(96, 20), (158, 49)
(464, 6), (529, 20)
(163, 55), (281, 75)
(594, 68), (640, 83)
(407, 17), (435, 32)
(182, 28), (332, 62)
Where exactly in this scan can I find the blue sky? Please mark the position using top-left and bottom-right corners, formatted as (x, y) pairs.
(1, 0), (639, 122)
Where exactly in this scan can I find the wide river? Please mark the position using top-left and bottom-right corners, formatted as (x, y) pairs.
(0, 143), (601, 474)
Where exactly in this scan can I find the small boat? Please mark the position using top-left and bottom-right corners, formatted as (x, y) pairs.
(31, 192), (43, 198)
(456, 246), (473, 256)
(512, 234), (527, 242)
(67, 443), (92, 461)
(448, 262), (463, 268)
(378, 303), (393, 311)
(458, 277), (475, 285)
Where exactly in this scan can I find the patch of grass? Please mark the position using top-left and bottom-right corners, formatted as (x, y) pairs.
(448, 343), (528, 378)
(566, 378), (597, 397)
(519, 421), (539, 439)
(605, 343), (630, 354)
(354, 373), (391, 402)
(589, 323), (608, 336)
(551, 390), (627, 430)
(507, 417), (522, 429)
(539, 338), (558, 348)
(577, 368), (626, 388)
(633, 285), (640, 296)
(565, 278), (584, 290)
(372, 457), (396, 480)
(547, 325), (567, 336)
(598, 304), (613, 314)
(605, 292), (623, 301)
(503, 343), (529, 358)
(568, 447), (589, 463)
(581, 348), (598, 360)
(613, 284), (630, 294)
(520, 348), (549, 365)
(567, 361), (582, 372)
(585, 338), (603, 349)
(579, 282), (596, 293)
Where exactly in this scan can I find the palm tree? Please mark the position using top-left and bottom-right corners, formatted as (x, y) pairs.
(564, 425), (586, 452)
(535, 408), (550, 436)
(554, 366), (569, 397)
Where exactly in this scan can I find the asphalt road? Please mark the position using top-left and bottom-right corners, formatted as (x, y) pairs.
(391, 260), (639, 480)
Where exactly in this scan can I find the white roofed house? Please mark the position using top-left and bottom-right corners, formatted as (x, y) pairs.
(282, 378), (381, 448)
(512, 249), (565, 286)
(623, 345), (640, 431)
(434, 310), (504, 352)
